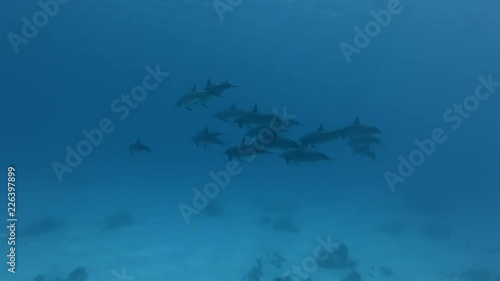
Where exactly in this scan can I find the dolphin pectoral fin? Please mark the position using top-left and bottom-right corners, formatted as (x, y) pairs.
(295, 162), (300, 166)
(186, 106), (192, 111)
(201, 103), (208, 108)
(285, 159), (290, 165)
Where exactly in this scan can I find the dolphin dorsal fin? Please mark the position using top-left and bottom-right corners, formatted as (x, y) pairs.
(192, 84), (196, 91)
(317, 123), (324, 132)
(252, 104), (258, 113)
(230, 103), (237, 109)
(204, 126), (209, 134)
(205, 79), (212, 88)
(137, 138), (141, 144)
(353, 117), (360, 126)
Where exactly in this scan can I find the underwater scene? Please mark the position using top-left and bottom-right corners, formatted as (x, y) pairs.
(1, 0), (500, 281)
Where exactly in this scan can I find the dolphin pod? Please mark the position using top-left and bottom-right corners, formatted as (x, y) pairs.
(132, 79), (384, 163)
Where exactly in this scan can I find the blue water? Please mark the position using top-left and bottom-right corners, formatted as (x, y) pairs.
(1, 0), (500, 280)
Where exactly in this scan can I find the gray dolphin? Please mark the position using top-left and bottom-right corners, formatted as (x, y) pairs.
(211, 104), (257, 122)
(129, 138), (154, 154)
(175, 85), (221, 111)
(243, 115), (291, 139)
(342, 117), (381, 139)
(266, 135), (301, 150)
(279, 148), (331, 165)
(300, 123), (343, 147)
(204, 79), (238, 94)
(347, 136), (381, 148)
(352, 145), (377, 161)
(234, 112), (275, 128)
(235, 110), (301, 129)
(192, 127), (226, 148)
(224, 140), (269, 161)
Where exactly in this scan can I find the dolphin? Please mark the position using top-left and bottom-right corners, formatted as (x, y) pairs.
(352, 145), (376, 161)
(211, 104), (257, 122)
(274, 117), (302, 128)
(347, 136), (381, 148)
(299, 123), (343, 147)
(224, 140), (269, 161)
(129, 138), (154, 154)
(193, 126), (224, 138)
(192, 127), (226, 148)
(266, 135), (301, 150)
(341, 117), (381, 139)
(235, 110), (301, 129)
(279, 148), (331, 165)
(175, 85), (221, 111)
(234, 113), (275, 128)
(204, 79), (237, 94)
(243, 123), (288, 139)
